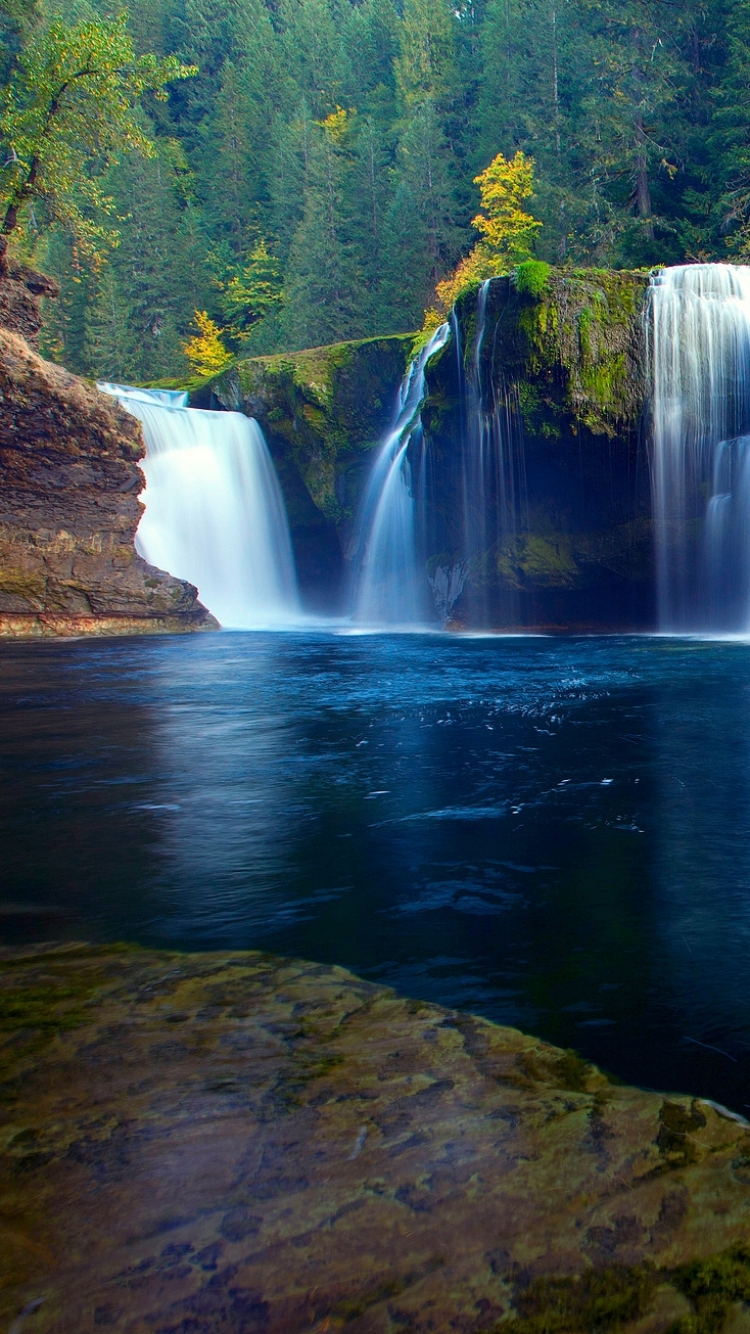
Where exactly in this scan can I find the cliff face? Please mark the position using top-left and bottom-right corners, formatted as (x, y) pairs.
(0, 326), (216, 637)
(419, 269), (653, 629)
(0, 238), (59, 347)
(0, 244), (216, 638)
(211, 335), (412, 608)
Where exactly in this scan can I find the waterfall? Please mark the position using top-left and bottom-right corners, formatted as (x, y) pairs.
(99, 384), (300, 629)
(351, 323), (451, 627)
(650, 263), (750, 632)
(457, 279), (526, 627)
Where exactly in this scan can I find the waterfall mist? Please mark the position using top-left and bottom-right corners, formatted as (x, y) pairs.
(101, 385), (300, 629)
(649, 263), (750, 632)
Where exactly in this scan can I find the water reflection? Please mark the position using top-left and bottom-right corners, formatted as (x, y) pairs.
(1, 633), (750, 1109)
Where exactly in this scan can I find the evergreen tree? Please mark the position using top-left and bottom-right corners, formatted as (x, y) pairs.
(84, 265), (137, 381)
(281, 107), (361, 347)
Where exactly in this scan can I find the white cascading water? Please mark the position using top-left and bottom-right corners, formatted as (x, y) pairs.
(99, 384), (300, 628)
(459, 279), (526, 626)
(650, 264), (750, 632)
(351, 323), (451, 627)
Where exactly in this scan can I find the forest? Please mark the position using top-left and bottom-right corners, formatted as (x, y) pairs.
(2, 0), (750, 381)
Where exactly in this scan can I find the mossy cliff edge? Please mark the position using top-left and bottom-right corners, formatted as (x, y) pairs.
(2, 942), (750, 1333)
(210, 335), (412, 608)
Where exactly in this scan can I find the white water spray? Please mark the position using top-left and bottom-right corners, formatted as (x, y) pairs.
(650, 264), (750, 631)
(100, 384), (300, 629)
(351, 324), (451, 627)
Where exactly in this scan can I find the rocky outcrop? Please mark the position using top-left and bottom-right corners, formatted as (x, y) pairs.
(0, 327), (217, 636)
(211, 335), (412, 607)
(3, 942), (750, 1332)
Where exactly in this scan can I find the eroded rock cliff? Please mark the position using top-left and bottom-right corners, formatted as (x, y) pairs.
(0, 248), (216, 637)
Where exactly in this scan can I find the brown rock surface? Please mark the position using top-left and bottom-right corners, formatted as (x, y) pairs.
(0, 237), (59, 346)
(0, 328), (217, 635)
(2, 943), (750, 1334)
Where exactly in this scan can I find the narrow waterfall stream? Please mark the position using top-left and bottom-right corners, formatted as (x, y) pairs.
(454, 279), (526, 627)
(100, 384), (300, 628)
(351, 323), (450, 627)
(650, 263), (750, 632)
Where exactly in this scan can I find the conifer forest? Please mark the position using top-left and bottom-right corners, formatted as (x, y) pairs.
(3, 0), (750, 380)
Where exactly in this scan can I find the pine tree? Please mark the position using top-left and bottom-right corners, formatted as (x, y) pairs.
(84, 265), (137, 382)
(281, 107), (361, 348)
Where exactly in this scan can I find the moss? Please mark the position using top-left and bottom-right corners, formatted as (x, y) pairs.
(0, 943), (139, 1079)
(0, 568), (46, 604)
(478, 267), (647, 437)
(497, 1264), (657, 1334)
(656, 1099), (709, 1166)
(209, 334), (412, 532)
(668, 1245), (750, 1334)
(496, 534), (579, 589)
(514, 260), (552, 297)
(553, 1047), (594, 1092)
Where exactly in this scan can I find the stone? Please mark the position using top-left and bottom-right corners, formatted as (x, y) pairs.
(2, 943), (750, 1333)
(0, 327), (217, 636)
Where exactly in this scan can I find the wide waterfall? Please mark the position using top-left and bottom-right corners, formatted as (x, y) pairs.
(650, 263), (750, 632)
(351, 323), (451, 627)
(100, 384), (300, 628)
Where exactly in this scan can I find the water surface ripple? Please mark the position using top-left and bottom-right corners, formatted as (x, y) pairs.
(2, 631), (749, 1109)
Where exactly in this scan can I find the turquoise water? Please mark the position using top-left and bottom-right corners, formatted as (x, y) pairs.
(2, 630), (749, 1110)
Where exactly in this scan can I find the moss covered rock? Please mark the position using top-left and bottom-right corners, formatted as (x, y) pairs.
(210, 336), (412, 606)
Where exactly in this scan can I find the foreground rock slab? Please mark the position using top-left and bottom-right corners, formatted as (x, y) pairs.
(1, 945), (750, 1334)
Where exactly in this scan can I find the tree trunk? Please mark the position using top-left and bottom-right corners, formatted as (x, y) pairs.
(634, 110), (653, 239)
(2, 157), (38, 236)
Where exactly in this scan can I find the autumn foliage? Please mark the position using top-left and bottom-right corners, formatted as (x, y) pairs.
(183, 310), (232, 378)
(423, 151), (542, 330)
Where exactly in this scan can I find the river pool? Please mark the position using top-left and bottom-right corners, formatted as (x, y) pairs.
(2, 630), (749, 1111)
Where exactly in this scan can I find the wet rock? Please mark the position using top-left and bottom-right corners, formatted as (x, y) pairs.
(1, 943), (750, 1333)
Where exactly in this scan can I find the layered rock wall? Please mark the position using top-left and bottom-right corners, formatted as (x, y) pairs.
(0, 327), (216, 637)
(0, 246), (216, 637)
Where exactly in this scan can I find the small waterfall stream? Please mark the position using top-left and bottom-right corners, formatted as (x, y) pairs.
(100, 384), (300, 629)
(351, 281), (527, 630)
(457, 279), (526, 627)
(351, 323), (450, 626)
(650, 264), (750, 632)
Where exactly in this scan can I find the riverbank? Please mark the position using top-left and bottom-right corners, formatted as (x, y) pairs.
(2, 942), (750, 1333)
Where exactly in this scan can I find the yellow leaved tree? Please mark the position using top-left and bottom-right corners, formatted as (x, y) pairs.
(183, 311), (232, 378)
(421, 151), (542, 336)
